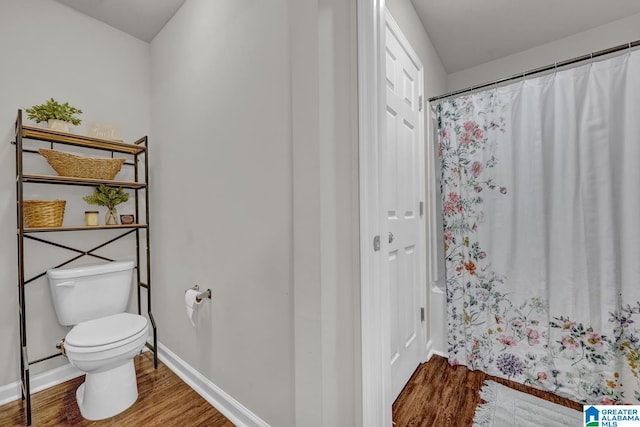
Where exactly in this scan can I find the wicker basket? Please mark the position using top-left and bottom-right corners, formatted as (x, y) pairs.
(23, 200), (66, 228)
(39, 148), (126, 180)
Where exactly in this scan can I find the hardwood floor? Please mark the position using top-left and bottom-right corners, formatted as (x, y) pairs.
(0, 352), (234, 427)
(0, 352), (583, 427)
(392, 355), (582, 427)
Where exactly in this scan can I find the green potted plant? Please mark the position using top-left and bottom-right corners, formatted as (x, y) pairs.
(25, 98), (83, 132)
(83, 184), (130, 225)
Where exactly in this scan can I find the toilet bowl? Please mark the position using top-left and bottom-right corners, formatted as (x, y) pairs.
(46, 260), (148, 421)
(63, 312), (149, 420)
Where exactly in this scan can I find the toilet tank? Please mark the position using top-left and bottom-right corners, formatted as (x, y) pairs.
(46, 260), (135, 326)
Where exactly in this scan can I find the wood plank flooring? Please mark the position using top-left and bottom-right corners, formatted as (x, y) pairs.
(0, 352), (583, 427)
(392, 355), (582, 427)
(0, 352), (234, 427)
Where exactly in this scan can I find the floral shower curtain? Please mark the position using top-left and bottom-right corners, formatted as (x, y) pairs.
(435, 50), (640, 404)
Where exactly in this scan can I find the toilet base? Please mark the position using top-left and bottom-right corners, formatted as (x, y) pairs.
(76, 359), (138, 420)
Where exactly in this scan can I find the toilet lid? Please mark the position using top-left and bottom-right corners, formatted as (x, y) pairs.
(66, 313), (148, 348)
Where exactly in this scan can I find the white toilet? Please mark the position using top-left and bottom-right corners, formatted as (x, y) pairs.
(46, 260), (149, 421)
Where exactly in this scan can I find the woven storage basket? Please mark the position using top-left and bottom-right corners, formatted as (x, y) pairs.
(23, 200), (66, 228)
(39, 148), (126, 180)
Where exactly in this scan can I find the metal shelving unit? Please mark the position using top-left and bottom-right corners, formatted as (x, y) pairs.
(12, 110), (157, 425)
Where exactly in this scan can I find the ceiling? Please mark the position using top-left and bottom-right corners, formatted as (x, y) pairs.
(412, 0), (640, 73)
(53, 0), (640, 72)
(53, 0), (186, 43)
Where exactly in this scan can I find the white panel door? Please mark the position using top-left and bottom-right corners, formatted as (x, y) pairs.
(384, 13), (426, 401)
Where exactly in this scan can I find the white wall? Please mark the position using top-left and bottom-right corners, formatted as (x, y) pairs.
(291, 1), (360, 425)
(0, 0), (150, 388)
(150, 0), (360, 426)
(150, 1), (293, 425)
(385, 0), (448, 356)
(447, 12), (640, 92)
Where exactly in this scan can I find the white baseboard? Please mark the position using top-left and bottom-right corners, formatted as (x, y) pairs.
(425, 339), (447, 361)
(0, 362), (83, 406)
(0, 343), (268, 427)
(156, 342), (269, 427)
(426, 347), (447, 361)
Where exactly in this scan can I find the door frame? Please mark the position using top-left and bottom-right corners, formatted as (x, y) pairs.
(358, 1), (427, 425)
(358, 0), (389, 425)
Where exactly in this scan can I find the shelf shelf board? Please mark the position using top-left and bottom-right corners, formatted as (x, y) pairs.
(22, 173), (146, 188)
(20, 125), (146, 154)
(23, 224), (147, 233)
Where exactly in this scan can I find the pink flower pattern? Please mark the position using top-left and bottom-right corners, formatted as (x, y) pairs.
(471, 161), (483, 177)
(561, 335), (580, 350)
(498, 335), (517, 347)
(525, 328), (540, 345)
(585, 331), (603, 347)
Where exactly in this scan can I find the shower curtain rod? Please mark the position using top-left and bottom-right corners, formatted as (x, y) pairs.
(428, 39), (640, 103)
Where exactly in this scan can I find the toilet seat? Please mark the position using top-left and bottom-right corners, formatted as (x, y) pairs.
(66, 313), (148, 353)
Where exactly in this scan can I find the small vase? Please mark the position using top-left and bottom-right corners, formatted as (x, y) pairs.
(47, 119), (69, 133)
(105, 208), (118, 225)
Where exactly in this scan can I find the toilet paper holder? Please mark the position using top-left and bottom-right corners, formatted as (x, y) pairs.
(188, 284), (212, 303)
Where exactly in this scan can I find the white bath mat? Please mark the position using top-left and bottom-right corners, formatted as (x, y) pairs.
(472, 380), (582, 427)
